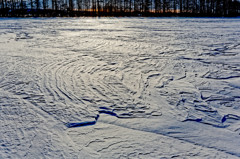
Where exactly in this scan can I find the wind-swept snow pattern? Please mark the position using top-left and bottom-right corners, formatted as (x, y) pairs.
(0, 18), (240, 158)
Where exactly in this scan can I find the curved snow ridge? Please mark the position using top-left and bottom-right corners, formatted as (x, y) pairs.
(66, 105), (163, 128)
(35, 50), (161, 123)
(66, 108), (118, 128)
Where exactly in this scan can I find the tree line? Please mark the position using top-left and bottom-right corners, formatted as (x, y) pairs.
(0, 0), (239, 16)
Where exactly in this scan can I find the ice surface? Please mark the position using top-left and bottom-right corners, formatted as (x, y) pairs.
(0, 18), (240, 158)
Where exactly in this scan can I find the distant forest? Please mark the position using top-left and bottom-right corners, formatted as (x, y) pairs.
(0, 0), (240, 17)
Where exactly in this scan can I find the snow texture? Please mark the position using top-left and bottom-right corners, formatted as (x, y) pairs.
(0, 17), (240, 158)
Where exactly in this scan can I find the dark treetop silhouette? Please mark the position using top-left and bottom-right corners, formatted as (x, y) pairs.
(0, 0), (239, 17)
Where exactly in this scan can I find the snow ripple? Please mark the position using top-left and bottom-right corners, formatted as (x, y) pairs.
(1, 18), (240, 158)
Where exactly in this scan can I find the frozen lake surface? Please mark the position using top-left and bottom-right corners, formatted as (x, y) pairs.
(0, 18), (240, 158)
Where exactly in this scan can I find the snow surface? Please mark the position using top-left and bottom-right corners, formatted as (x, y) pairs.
(0, 17), (240, 158)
